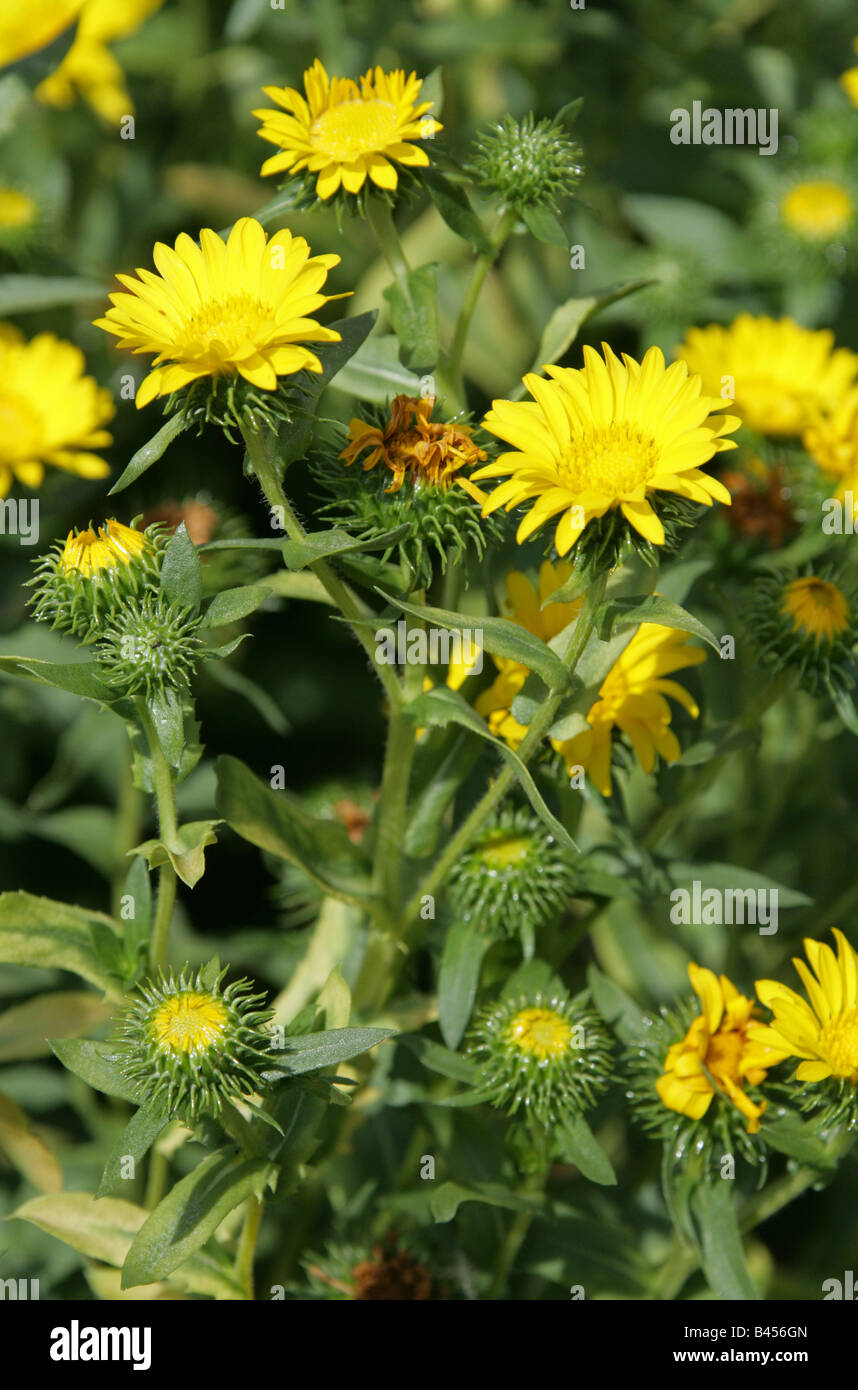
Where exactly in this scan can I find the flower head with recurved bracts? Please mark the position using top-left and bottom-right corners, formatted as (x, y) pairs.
(113, 965), (273, 1122)
(749, 931), (858, 1110)
(94, 217), (343, 409)
(0, 325), (113, 498)
(28, 518), (166, 640)
(253, 59), (441, 201)
(746, 567), (856, 696)
(656, 964), (778, 1135)
(474, 344), (737, 559)
(676, 315), (858, 438)
(340, 394), (486, 496)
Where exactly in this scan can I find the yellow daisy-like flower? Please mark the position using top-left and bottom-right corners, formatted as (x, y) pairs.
(656, 963), (778, 1134)
(474, 344), (738, 554)
(841, 38), (858, 106)
(0, 0), (83, 69)
(803, 385), (858, 506)
(151, 990), (229, 1055)
(94, 216), (343, 408)
(36, 0), (163, 124)
(781, 576), (850, 644)
(253, 58), (442, 200)
(340, 393), (486, 496)
(58, 518), (148, 577)
(0, 325), (113, 497)
(749, 930), (858, 1084)
(780, 180), (854, 242)
(676, 314), (858, 438)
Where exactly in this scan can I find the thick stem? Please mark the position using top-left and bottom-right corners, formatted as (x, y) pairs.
(136, 699), (179, 973)
(437, 207), (518, 414)
(240, 415), (402, 708)
(366, 198), (411, 291)
(235, 1194), (264, 1300)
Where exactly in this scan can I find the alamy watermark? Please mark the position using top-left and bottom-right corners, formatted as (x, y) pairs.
(670, 101), (778, 156)
(375, 619), (484, 674)
(669, 880), (778, 935)
(0, 498), (39, 546)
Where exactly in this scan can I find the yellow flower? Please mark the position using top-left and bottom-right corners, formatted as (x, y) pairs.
(507, 1006), (574, 1060)
(552, 623), (705, 796)
(841, 39), (858, 106)
(0, 0), (83, 69)
(676, 314), (858, 438)
(803, 385), (858, 504)
(781, 576), (850, 644)
(0, 326), (113, 497)
(341, 393), (486, 496)
(474, 344), (737, 554)
(94, 216), (343, 408)
(656, 964), (777, 1134)
(58, 518), (148, 577)
(750, 930), (858, 1084)
(151, 990), (229, 1055)
(0, 188), (37, 230)
(36, 0), (163, 124)
(780, 180), (854, 241)
(253, 58), (441, 200)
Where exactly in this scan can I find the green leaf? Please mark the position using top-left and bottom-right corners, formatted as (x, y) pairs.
(0, 275), (105, 316)
(759, 1113), (836, 1167)
(262, 1026), (393, 1079)
(828, 680), (858, 737)
(519, 279), (654, 386)
(383, 263), (440, 371)
(522, 204), (568, 248)
(667, 862), (811, 911)
(586, 964), (647, 1045)
(431, 1180), (546, 1223)
(405, 733), (483, 857)
(592, 594), (721, 654)
(0, 656), (116, 705)
(622, 194), (741, 274)
(328, 333), (422, 403)
(404, 686), (578, 853)
(147, 686), (185, 769)
(692, 1182), (759, 1301)
(13, 1191), (245, 1299)
(379, 590), (570, 690)
(215, 755), (373, 907)
(282, 525), (409, 571)
(555, 97), (583, 129)
(0, 992), (114, 1063)
(421, 167), (493, 254)
(556, 1113), (616, 1185)
(122, 1150), (273, 1288)
(51, 1039), (138, 1101)
(0, 1092), (62, 1192)
(201, 584), (271, 628)
(0, 893), (122, 995)
(108, 413), (189, 496)
(398, 1034), (480, 1084)
(131, 820), (222, 889)
(438, 920), (491, 1049)
(160, 523), (203, 611)
(96, 1106), (170, 1199)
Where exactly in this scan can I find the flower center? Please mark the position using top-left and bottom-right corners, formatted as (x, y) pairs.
(310, 99), (400, 161)
(506, 1006), (573, 1059)
(782, 577), (850, 641)
(479, 833), (533, 871)
(0, 391), (42, 461)
(559, 424), (659, 497)
(0, 188), (36, 229)
(781, 182), (854, 240)
(180, 293), (274, 364)
(151, 991), (229, 1054)
(818, 1006), (858, 1076)
(706, 1028), (744, 1086)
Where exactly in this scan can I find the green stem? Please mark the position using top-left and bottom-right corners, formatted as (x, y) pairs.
(144, 1148), (169, 1211)
(400, 572), (607, 935)
(438, 206), (518, 413)
(135, 699), (179, 973)
(235, 1194), (264, 1300)
(366, 197), (411, 291)
(111, 743), (144, 918)
(239, 415), (402, 708)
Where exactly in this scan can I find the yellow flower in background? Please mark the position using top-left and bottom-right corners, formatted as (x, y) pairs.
(341, 393), (486, 496)
(254, 59), (442, 199)
(750, 930), (858, 1084)
(657, 964), (777, 1134)
(552, 623), (705, 796)
(803, 386), (858, 504)
(94, 216), (343, 407)
(841, 38), (858, 106)
(36, 0), (163, 124)
(780, 180), (854, 241)
(0, 326), (113, 497)
(0, 188), (37, 230)
(677, 315), (858, 438)
(0, 0), (83, 70)
(475, 344), (737, 554)
(781, 576), (850, 644)
(58, 518), (148, 577)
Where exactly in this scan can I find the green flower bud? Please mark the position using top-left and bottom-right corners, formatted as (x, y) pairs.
(27, 518), (167, 642)
(448, 807), (578, 942)
(93, 591), (203, 700)
(470, 113), (583, 214)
